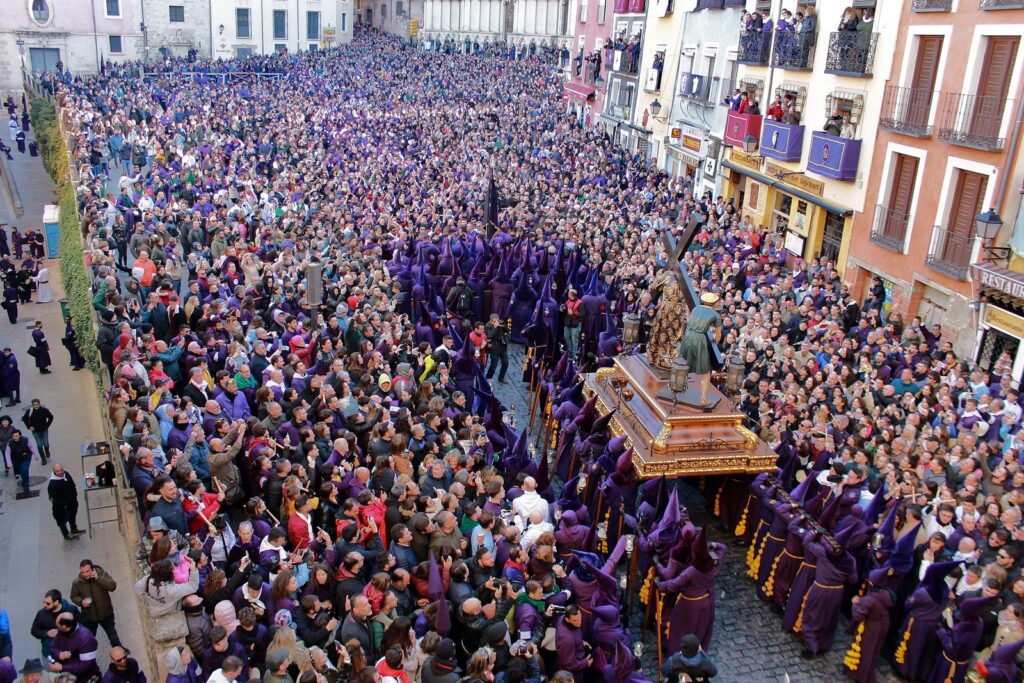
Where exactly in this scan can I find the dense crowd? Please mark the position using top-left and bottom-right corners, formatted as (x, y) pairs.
(9, 18), (1023, 683)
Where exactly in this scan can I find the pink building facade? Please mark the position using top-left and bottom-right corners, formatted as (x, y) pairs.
(564, 0), (618, 125)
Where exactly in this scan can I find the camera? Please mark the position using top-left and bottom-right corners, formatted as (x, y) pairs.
(549, 604), (566, 614)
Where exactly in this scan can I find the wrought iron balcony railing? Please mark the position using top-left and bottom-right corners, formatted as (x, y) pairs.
(912, 0), (952, 10)
(879, 85), (935, 137)
(738, 29), (771, 65)
(771, 30), (815, 70)
(870, 205), (911, 252)
(823, 31), (877, 77)
(926, 226), (974, 280)
(937, 92), (1010, 151)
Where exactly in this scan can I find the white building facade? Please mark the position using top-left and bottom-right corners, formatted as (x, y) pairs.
(419, 0), (574, 52)
(1, 0), (146, 95)
(211, 0), (354, 60)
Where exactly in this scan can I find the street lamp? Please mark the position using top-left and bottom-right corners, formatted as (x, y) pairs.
(976, 208), (1009, 262)
(219, 24), (225, 35)
(742, 134), (758, 154)
(726, 351), (745, 397)
(667, 357), (690, 405)
(649, 99), (662, 117)
(976, 208), (1004, 240)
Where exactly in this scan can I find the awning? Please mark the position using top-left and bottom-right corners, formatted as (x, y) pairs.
(721, 159), (854, 217)
(973, 262), (1024, 302)
(564, 83), (596, 100)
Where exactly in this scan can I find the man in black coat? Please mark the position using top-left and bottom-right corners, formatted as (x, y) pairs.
(47, 464), (82, 539)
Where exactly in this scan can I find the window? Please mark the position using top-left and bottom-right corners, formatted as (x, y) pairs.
(580, 0), (588, 23)
(396, 1), (404, 16)
(236, 8), (251, 38)
(874, 153), (919, 249)
(169, 5), (184, 22)
(309, 43), (319, 51)
(108, 35), (123, 53)
(307, 11), (321, 40)
(235, 47), (254, 58)
(273, 10), (288, 40)
(105, 0), (120, 17)
(341, 12), (347, 32)
(381, 4), (387, 19)
(31, 0), (50, 23)
(275, 43), (287, 53)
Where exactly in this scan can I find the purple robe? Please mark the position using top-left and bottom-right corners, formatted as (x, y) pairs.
(799, 535), (854, 654)
(756, 501), (795, 600)
(895, 586), (947, 681)
(657, 562), (720, 652)
(768, 513), (806, 608)
(554, 617), (590, 683)
(927, 620), (983, 683)
(843, 587), (893, 683)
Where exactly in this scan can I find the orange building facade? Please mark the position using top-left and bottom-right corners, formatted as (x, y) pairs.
(843, 0), (1024, 361)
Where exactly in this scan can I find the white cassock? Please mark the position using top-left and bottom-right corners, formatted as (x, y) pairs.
(33, 268), (52, 303)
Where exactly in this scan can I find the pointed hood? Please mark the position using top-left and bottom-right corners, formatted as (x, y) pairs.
(590, 409), (617, 437)
(557, 475), (583, 512)
(867, 565), (898, 588)
(987, 637), (1024, 667)
(833, 522), (861, 550)
(817, 492), (842, 531)
(437, 237), (454, 277)
(921, 560), (958, 603)
(789, 471), (817, 504)
(559, 358), (578, 389)
(648, 487), (681, 544)
(572, 396), (599, 432)
(692, 527), (721, 573)
(874, 501), (900, 554)
(959, 594), (998, 621)
(861, 483), (887, 526)
(885, 523), (920, 574)
(435, 593), (452, 635)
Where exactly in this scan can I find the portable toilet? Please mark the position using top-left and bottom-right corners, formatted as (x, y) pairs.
(43, 204), (60, 258)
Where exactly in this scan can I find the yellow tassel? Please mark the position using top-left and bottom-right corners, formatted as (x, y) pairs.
(745, 520), (766, 577)
(843, 622), (866, 671)
(639, 566), (655, 606)
(714, 486), (722, 517)
(894, 617), (914, 665)
(698, 476), (706, 491)
(762, 552), (783, 599)
(793, 590), (810, 633)
(735, 502), (749, 538)
(749, 529), (770, 579)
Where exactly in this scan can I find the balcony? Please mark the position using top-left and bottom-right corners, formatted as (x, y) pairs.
(738, 29), (771, 66)
(760, 120), (804, 162)
(938, 93), (1010, 151)
(679, 73), (715, 105)
(879, 85), (935, 138)
(823, 31), (878, 77)
(806, 131), (861, 181)
(870, 205), (910, 252)
(724, 110), (763, 149)
(610, 49), (639, 74)
(912, 0), (952, 10)
(771, 31), (816, 70)
(980, 0), (1024, 8)
(608, 104), (632, 121)
(926, 227), (974, 280)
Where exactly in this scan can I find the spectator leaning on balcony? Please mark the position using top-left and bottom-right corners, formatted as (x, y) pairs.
(838, 7), (859, 32)
(824, 108), (845, 137)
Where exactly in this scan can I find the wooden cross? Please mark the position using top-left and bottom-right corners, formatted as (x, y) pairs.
(659, 216), (724, 369)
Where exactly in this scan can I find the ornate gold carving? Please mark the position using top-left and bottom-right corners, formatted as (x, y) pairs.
(736, 424), (760, 447)
(654, 425), (672, 450)
(595, 367), (618, 378)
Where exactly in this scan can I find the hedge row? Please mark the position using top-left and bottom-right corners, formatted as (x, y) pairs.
(31, 98), (102, 378)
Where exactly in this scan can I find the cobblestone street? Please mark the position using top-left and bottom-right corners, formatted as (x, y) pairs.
(491, 348), (899, 683)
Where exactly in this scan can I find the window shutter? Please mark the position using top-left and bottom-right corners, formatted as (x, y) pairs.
(888, 154), (918, 218)
(948, 171), (987, 239)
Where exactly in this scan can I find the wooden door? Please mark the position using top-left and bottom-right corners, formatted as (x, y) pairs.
(907, 36), (942, 127)
(971, 37), (1019, 141)
(884, 154), (918, 242)
(940, 170), (987, 266)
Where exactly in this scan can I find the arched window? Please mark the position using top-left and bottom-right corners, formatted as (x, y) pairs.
(31, 0), (51, 24)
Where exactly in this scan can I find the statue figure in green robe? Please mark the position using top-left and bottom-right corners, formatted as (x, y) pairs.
(679, 291), (723, 407)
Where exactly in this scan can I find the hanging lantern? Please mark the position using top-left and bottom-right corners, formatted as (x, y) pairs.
(622, 312), (641, 345)
(669, 357), (690, 395)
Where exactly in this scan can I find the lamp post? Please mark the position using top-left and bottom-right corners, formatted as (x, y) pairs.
(976, 208), (1008, 262)
(742, 134), (758, 154)
(649, 99), (665, 121)
(725, 351), (744, 397)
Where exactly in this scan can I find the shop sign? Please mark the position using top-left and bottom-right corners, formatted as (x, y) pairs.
(729, 149), (761, 172)
(984, 306), (1024, 339)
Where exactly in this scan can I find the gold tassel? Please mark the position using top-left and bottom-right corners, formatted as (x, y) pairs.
(894, 617), (914, 665)
(639, 566), (655, 606)
(714, 485), (722, 517)
(793, 590), (811, 633)
(762, 552), (783, 599)
(842, 621), (866, 671)
(749, 529), (770, 579)
(735, 501), (749, 538)
(745, 520), (766, 577)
